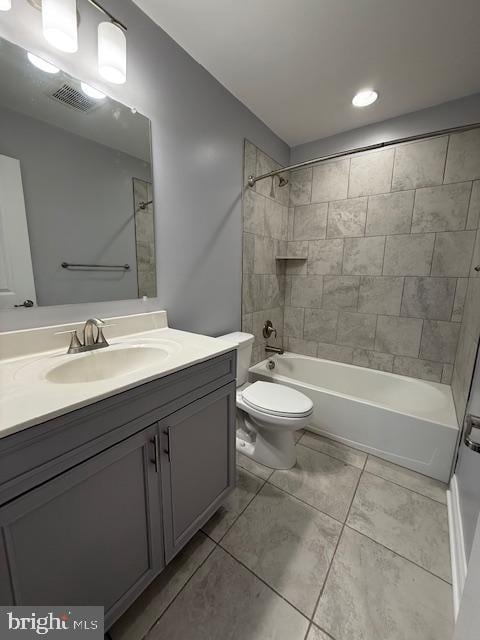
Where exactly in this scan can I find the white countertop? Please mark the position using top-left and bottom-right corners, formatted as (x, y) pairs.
(0, 312), (235, 439)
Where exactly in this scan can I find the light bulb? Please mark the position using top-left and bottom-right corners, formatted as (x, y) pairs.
(80, 82), (106, 100)
(98, 22), (126, 84)
(27, 52), (60, 74)
(352, 89), (378, 107)
(42, 0), (78, 53)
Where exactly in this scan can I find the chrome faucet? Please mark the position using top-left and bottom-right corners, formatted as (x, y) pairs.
(262, 320), (284, 354)
(59, 318), (110, 354)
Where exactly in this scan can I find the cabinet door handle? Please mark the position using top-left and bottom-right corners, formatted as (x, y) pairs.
(163, 428), (171, 462)
(150, 434), (160, 472)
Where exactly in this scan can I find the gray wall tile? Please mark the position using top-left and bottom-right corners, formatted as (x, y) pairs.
(444, 129), (480, 183)
(327, 197), (368, 238)
(442, 364), (454, 385)
(285, 337), (317, 357)
(400, 277), (456, 320)
(452, 278), (468, 322)
(284, 306), (305, 338)
(290, 275), (324, 308)
(308, 239), (344, 274)
(287, 240), (309, 257)
(431, 230), (476, 277)
(243, 233), (255, 274)
(348, 149), (394, 197)
(383, 234), (434, 276)
(243, 189), (265, 234)
(317, 342), (353, 363)
(466, 180), (480, 230)
(365, 190), (414, 236)
(358, 276), (404, 315)
(289, 167), (313, 206)
(244, 140), (257, 185)
(265, 199), (288, 240)
(323, 276), (360, 310)
(352, 348), (394, 372)
(375, 315), (423, 357)
(412, 182), (471, 233)
(304, 308), (339, 343)
(392, 137), (448, 190)
(294, 203), (328, 240)
(420, 320), (461, 364)
(337, 311), (377, 349)
(393, 356), (443, 383)
(311, 159), (349, 203)
(343, 236), (385, 275)
(254, 235), (275, 274)
(255, 150), (281, 199)
(287, 207), (295, 240)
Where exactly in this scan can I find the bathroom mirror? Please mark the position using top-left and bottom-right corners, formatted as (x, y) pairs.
(0, 37), (156, 309)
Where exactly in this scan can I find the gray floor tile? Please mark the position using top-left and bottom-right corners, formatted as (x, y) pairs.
(299, 432), (366, 469)
(347, 473), (451, 581)
(110, 531), (215, 640)
(222, 483), (341, 617)
(147, 547), (309, 640)
(365, 455), (447, 504)
(306, 625), (332, 640)
(315, 527), (453, 640)
(294, 428), (306, 443)
(202, 468), (264, 542)
(270, 445), (361, 522)
(236, 451), (274, 480)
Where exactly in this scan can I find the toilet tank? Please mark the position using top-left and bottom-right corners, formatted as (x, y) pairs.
(217, 332), (254, 386)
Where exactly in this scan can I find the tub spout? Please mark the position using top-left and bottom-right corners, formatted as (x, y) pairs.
(265, 345), (284, 355)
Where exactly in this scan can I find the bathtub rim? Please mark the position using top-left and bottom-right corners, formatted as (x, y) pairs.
(249, 351), (458, 431)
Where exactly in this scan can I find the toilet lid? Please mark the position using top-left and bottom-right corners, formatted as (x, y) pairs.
(242, 381), (313, 418)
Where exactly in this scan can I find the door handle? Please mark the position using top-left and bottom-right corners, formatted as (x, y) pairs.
(163, 428), (171, 462)
(464, 414), (480, 453)
(14, 299), (34, 308)
(150, 434), (160, 472)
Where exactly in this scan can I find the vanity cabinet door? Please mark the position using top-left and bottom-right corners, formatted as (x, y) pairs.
(0, 425), (164, 629)
(160, 382), (236, 561)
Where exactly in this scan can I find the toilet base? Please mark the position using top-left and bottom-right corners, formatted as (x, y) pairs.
(236, 412), (297, 470)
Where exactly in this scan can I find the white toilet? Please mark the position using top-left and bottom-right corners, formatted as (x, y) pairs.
(218, 332), (313, 470)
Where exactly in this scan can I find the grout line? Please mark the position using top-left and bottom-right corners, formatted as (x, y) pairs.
(344, 522), (452, 586)
(297, 436), (366, 471)
(309, 459), (364, 626)
(362, 466), (447, 504)
(441, 135), (450, 185)
(219, 545), (311, 623)
(141, 539), (218, 640)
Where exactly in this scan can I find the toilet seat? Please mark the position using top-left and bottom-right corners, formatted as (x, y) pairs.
(241, 381), (313, 418)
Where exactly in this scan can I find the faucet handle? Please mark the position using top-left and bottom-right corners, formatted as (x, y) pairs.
(96, 326), (110, 346)
(54, 329), (83, 353)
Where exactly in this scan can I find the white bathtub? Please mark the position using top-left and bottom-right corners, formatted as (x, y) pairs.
(249, 352), (459, 482)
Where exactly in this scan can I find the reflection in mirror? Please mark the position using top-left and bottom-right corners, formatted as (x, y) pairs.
(0, 37), (156, 310)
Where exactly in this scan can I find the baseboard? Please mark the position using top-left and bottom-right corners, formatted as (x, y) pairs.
(447, 474), (467, 618)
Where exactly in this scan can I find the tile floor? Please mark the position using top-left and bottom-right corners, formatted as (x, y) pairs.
(111, 429), (453, 640)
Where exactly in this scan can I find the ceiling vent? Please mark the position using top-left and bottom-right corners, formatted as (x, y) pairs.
(48, 83), (97, 113)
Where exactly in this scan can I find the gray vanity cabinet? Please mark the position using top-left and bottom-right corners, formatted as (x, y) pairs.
(160, 382), (236, 561)
(0, 425), (164, 628)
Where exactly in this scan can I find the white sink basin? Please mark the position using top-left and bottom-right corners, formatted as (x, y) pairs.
(46, 345), (170, 384)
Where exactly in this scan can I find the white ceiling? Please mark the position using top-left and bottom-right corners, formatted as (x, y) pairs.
(133, 0), (480, 146)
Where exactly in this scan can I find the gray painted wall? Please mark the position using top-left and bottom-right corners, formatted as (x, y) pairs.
(0, 0), (289, 333)
(291, 93), (480, 164)
(0, 106), (150, 307)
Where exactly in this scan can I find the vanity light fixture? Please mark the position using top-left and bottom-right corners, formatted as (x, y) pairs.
(98, 21), (127, 84)
(80, 81), (106, 99)
(0, 0), (11, 11)
(27, 52), (60, 74)
(42, 0), (78, 53)
(352, 89), (378, 107)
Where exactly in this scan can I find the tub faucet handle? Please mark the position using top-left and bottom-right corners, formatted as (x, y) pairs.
(263, 320), (277, 339)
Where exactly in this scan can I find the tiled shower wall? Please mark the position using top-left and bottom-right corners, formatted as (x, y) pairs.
(242, 141), (289, 364)
(282, 128), (480, 384)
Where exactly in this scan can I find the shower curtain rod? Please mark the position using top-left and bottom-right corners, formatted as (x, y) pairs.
(247, 121), (480, 187)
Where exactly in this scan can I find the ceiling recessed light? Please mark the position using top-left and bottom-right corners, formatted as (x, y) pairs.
(352, 89), (378, 107)
(80, 82), (106, 100)
(27, 52), (60, 74)
(0, 0), (12, 11)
